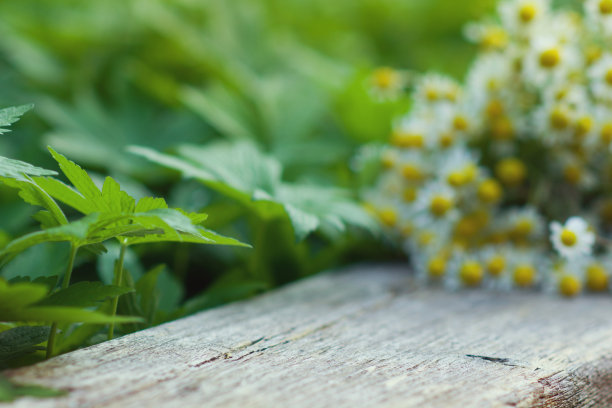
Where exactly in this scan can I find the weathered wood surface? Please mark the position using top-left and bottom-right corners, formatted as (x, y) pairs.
(3, 264), (612, 407)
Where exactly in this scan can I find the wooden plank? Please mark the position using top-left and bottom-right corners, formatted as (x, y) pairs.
(3, 265), (612, 408)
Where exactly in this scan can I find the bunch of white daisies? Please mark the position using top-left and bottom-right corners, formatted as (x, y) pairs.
(366, 0), (612, 296)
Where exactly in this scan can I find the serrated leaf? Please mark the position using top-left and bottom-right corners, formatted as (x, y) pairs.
(47, 146), (106, 211)
(8, 276), (58, 290)
(132, 141), (377, 241)
(0, 279), (139, 324)
(0, 104), (34, 135)
(101, 177), (135, 213)
(0, 177), (68, 227)
(0, 326), (49, 363)
(32, 177), (97, 215)
(36, 282), (133, 308)
(0, 157), (56, 179)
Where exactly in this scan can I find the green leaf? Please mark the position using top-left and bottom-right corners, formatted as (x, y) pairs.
(0, 157), (57, 179)
(37, 149), (248, 249)
(47, 146), (106, 210)
(131, 141), (377, 241)
(0, 177), (67, 227)
(134, 265), (164, 325)
(32, 177), (97, 215)
(0, 326), (49, 365)
(0, 374), (65, 402)
(36, 282), (133, 308)
(0, 104), (34, 135)
(0, 279), (139, 324)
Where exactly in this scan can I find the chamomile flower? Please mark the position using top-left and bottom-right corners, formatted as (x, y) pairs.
(372, 0), (612, 300)
(506, 207), (546, 243)
(369, 67), (407, 101)
(583, 257), (611, 292)
(498, 0), (551, 36)
(412, 181), (459, 229)
(436, 147), (480, 189)
(464, 21), (509, 51)
(413, 74), (461, 105)
(445, 250), (485, 290)
(585, 0), (612, 36)
(479, 245), (513, 290)
(504, 249), (547, 289)
(544, 258), (585, 297)
(391, 116), (432, 149)
(550, 216), (595, 259)
(522, 36), (579, 86)
(588, 54), (612, 102)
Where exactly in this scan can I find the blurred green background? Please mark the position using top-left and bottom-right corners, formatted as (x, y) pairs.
(0, 0), (495, 330)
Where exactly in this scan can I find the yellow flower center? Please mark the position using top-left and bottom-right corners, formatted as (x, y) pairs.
(482, 28), (508, 49)
(462, 164), (477, 184)
(495, 158), (527, 186)
(513, 264), (536, 287)
(586, 263), (609, 291)
(425, 88), (439, 101)
(519, 3), (537, 22)
(478, 179), (503, 203)
(447, 171), (465, 187)
(418, 231), (435, 246)
(491, 116), (514, 140)
(559, 275), (581, 297)
(439, 132), (454, 148)
(381, 153), (396, 169)
(487, 255), (506, 277)
(563, 165), (581, 185)
(601, 123), (612, 144)
(379, 208), (398, 227)
(574, 116), (592, 138)
(453, 115), (469, 131)
(605, 69), (612, 86)
(401, 164), (422, 181)
(430, 195), (453, 217)
(460, 261), (483, 286)
(455, 217), (479, 239)
(560, 228), (577, 246)
(391, 131), (424, 148)
(514, 219), (533, 237)
(539, 48), (561, 68)
(427, 257), (446, 278)
(486, 100), (504, 118)
(372, 67), (399, 90)
(550, 108), (570, 130)
(586, 46), (603, 65)
(600, 0), (612, 14)
(402, 187), (418, 202)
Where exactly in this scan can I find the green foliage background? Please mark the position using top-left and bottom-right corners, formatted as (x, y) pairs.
(0, 0), (496, 374)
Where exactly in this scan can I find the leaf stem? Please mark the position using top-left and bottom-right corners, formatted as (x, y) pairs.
(107, 243), (127, 340)
(46, 244), (78, 359)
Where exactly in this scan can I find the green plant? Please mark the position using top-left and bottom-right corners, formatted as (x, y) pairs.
(0, 106), (248, 361)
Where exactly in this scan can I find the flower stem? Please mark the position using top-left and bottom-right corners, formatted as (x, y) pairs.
(46, 244), (78, 359)
(107, 243), (127, 340)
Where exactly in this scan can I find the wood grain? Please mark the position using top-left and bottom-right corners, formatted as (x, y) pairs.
(3, 265), (612, 407)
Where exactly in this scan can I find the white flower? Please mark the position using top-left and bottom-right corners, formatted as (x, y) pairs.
(466, 53), (515, 111)
(503, 249), (548, 289)
(444, 250), (485, 290)
(522, 35), (580, 87)
(435, 147), (480, 189)
(413, 74), (461, 106)
(505, 206), (546, 241)
(498, 0), (551, 35)
(412, 181), (458, 229)
(588, 54), (612, 102)
(550, 217), (595, 259)
(585, 0), (612, 36)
